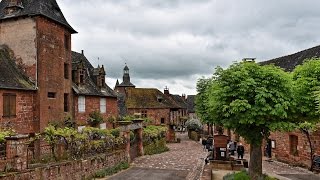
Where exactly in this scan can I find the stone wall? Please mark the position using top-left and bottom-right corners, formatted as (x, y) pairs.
(270, 130), (320, 168)
(0, 90), (36, 134)
(0, 18), (37, 81)
(1, 150), (128, 180)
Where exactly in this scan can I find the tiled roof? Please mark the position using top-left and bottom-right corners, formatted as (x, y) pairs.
(0, 45), (35, 90)
(260, 45), (320, 72)
(71, 51), (117, 97)
(126, 88), (180, 109)
(186, 95), (196, 113)
(0, 0), (76, 33)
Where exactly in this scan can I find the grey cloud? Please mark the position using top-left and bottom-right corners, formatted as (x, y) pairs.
(57, 0), (320, 94)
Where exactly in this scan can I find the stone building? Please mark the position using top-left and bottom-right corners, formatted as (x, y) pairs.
(261, 45), (320, 168)
(0, 0), (119, 134)
(0, 0), (77, 133)
(72, 51), (118, 128)
(0, 46), (36, 134)
(115, 65), (189, 141)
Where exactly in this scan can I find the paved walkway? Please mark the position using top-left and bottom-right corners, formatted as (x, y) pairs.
(108, 133), (208, 180)
(201, 154), (320, 180)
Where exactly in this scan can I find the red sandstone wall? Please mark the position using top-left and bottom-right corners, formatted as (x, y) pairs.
(0, 90), (36, 134)
(270, 130), (320, 168)
(74, 95), (118, 127)
(127, 108), (170, 125)
(35, 17), (73, 132)
(1, 150), (128, 180)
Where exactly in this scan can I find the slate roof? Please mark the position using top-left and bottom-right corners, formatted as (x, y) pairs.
(260, 45), (320, 72)
(186, 95), (196, 113)
(0, 0), (77, 33)
(125, 88), (180, 109)
(71, 51), (116, 98)
(0, 45), (35, 90)
(117, 81), (135, 87)
(170, 95), (188, 109)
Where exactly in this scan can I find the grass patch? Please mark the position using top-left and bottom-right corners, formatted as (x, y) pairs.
(92, 161), (130, 179)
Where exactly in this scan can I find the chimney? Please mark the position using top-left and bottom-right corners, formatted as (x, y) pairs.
(182, 94), (186, 100)
(164, 86), (169, 95)
(81, 50), (84, 55)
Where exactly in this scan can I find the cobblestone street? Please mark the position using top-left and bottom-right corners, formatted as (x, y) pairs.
(109, 133), (208, 180)
(108, 133), (320, 180)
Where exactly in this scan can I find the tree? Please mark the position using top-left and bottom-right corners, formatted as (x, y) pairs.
(292, 58), (320, 170)
(292, 58), (320, 121)
(195, 77), (214, 135)
(205, 61), (293, 179)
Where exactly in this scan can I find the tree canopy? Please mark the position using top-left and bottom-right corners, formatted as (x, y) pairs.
(293, 58), (320, 120)
(198, 60), (295, 179)
(206, 61), (294, 145)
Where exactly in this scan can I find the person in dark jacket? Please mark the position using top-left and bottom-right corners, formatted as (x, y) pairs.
(237, 143), (245, 159)
(202, 138), (207, 151)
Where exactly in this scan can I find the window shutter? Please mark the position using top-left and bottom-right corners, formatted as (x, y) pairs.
(10, 95), (16, 116)
(3, 95), (10, 117)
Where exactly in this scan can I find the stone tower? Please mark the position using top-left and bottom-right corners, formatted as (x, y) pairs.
(0, 0), (77, 132)
(115, 64), (136, 94)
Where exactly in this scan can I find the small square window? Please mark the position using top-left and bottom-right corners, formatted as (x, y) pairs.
(161, 118), (165, 124)
(48, 92), (56, 98)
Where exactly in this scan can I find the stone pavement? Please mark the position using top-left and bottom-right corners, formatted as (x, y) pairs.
(108, 133), (208, 180)
(200, 153), (320, 180)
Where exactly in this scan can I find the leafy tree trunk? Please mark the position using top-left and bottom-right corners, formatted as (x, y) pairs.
(249, 143), (262, 180)
(302, 129), (314, 171)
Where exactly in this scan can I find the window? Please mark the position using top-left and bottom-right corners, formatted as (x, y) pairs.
(64, 63), (69, 79)
(78, 96), (85, 112)
(141, 110), (147, 118)
(79, 69), (85, 84)
(100, 76), (105, 87)
(64, 93), (69, 112)
(48, 92), (56, 98)
(161, 118), (165, 124)
(289, 135), (298, 156)
(64, 34), (69, 50)
(100, 98), (106, 113)
(3, 93), (16, 118)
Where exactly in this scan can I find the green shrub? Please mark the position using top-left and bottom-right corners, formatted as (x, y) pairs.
(144, 138), (169, 155)
(87, 111), (104, 126)
(185, 118), (202, 131)
(190, 131), (198, 141)
(110, 128), (120, 137)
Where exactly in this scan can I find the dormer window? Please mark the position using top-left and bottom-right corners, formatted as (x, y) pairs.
(8, 0), (22, 6)
(79, 69), (85, 84)
(157, 96), (163, 103)
(5, 0), (23, 16)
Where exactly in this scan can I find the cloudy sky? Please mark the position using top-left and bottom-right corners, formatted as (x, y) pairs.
(57, 0), (320, 95)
